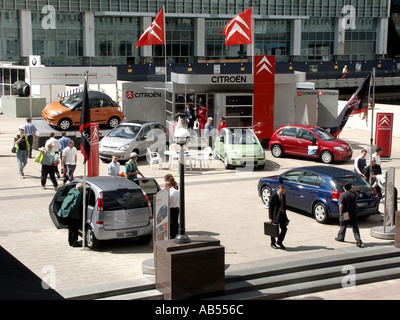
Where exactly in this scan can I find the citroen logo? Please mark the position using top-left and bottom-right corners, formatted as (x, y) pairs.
(145, 21), (163, 42)
(256, 56), (273, 75)
(379, 115), (391, 127)
(225, 15), (251, 42)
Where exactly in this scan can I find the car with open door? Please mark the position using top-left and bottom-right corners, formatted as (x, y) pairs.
(48, 176), (160, 249)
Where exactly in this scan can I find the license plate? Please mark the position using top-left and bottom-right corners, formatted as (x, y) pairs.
(358, 202), (369, 207)
(117, 231), (137, 238)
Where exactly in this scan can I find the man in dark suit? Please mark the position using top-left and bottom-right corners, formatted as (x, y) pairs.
(268, 184), (289, 249)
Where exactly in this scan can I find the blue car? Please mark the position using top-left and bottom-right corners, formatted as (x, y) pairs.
(257, 166), (379, 224)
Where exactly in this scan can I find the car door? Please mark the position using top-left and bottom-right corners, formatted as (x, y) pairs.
(297, 128), (318, 158)
(135, 125), (152, 156)
(279, 169), (302, 206)
(89, 98), (104, 124)
(296, 171), (323, 211)
(49, 183), (77, 229)
(279, 127), (298, 155)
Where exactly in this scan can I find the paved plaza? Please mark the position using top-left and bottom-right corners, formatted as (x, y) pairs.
(1, 110), (400, 299)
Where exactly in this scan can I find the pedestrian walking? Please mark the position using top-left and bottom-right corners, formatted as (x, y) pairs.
(24, 118), (36, 158)
(125, 152), (144, 181)
(197, 104), (209, 137)
(354, 149), (367, 179)
(61, 140), (77, 184)
(341, 65), (348, 79)
(165, 181), (180, 239)
(184, 104), (196, 129)
(59, 132), (70, 153)
(57, 183), (84, 247)
(217, 117), (227, 134)
(107, 154), (121, 177)
(14, 125), (30, 178)
(268, 184), (289, 249)
(38, 142), (58, 190)
(335, 182), (363, 247)
(46, 133), (62, 178)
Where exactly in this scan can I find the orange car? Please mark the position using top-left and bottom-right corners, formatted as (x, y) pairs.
(42, 90), (124, 130)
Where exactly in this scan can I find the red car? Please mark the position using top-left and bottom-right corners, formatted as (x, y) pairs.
(268, 124), (353, 164)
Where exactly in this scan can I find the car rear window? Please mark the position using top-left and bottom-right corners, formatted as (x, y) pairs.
(103, 190), (148, 210)
(332, 176), (372, 192)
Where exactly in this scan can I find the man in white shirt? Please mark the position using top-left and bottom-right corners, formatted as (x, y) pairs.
(165, 181), (180, 239)
(370, 170), (385, 202)
(107, 154), (121, 177)
(62, 140), (77, 185)
(371, 146), (382, 166)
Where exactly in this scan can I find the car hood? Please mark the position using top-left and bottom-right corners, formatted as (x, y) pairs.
(228, 144), (264, 156)
(100, 136), (134, 147)
(326, 138), (352, 150)
(43, 101), (69, 113)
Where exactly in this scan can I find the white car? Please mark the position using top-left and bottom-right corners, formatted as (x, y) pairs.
(99, 121), (170, 161)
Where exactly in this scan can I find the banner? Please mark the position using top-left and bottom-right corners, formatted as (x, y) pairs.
(136, 7), (165, 48)
(224, 8), (252, 46)
(79, 77), (91, 162)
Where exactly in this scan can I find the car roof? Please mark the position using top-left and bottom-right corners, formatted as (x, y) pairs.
(119, 120), (162, 127)
(71, 90), (115, 102)
(291, 166), (359, 178)
(279, 124), (322, 130)
(75, 176), (141, 190)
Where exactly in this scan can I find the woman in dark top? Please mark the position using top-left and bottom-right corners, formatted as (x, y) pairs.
(14, 125), (30, 178)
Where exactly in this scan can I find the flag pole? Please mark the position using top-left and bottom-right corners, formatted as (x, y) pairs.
(369, 68), (376, 184)
(82, 71), (89, 250)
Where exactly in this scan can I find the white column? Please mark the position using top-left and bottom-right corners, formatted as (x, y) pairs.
(20, 10), (33, 56)
(290, 19), (302, 57)
(141, 16), (153, 57)
(334, 17), (345, 56)
(376, 18), (389, 55)
(83, 12), (95, 57)
(194, 17), (205, 58)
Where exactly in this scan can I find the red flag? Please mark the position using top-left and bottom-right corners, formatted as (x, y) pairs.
(79, 77), (91, 162)
(136, 7), (165, 48)
(327, 74), (371, 137)
(224, 8), (252, 46)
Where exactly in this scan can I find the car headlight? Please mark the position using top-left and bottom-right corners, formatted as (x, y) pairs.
(229, 147), (239, 155)
(119, 144), (130, 151)
(50, 111), (62, 116)
(334, 147), (345, 151)
(258, 148), (265, 155)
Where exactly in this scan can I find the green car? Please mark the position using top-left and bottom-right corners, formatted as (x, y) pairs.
(214, 128), (266, 169)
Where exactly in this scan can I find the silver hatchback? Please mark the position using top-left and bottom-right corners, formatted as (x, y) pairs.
(99, 121), (170, 161)
(49, 176), (160, 249)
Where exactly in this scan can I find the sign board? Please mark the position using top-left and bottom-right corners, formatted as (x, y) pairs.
(29, 66), (117, 85)
(375, 113), (393, 158)
(384, 167), (396, 231)
(154, 189), (170, 241)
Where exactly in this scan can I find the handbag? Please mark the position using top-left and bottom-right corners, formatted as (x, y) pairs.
(343, 212), (350, 221)
(264, 221), (279, 237)
(35, 152), (44, 164)
(11, 145), (16, 153)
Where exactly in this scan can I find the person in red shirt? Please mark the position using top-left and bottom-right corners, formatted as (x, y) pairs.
(197, 104), (209, 137)
(217, 117), (227, 133)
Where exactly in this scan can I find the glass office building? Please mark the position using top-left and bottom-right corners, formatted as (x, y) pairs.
(0, 0), (391, 66)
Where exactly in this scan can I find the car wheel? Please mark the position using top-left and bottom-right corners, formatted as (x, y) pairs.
(320, 150), (333, 164)
(138, 234), (152, 244)
(261, 186), (272, 205)
(108, 116), (120, 128)
(58, 118), (72, 130)
(86, 226), (100, 250)
(271, 144), (283, 158)
(313, 202), (329, 224)
(224, 154), (232, 169)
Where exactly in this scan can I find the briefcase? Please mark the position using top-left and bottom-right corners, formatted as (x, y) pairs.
(264, 221), (279, 237)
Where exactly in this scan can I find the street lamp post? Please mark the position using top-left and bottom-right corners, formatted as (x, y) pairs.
(173, 125), (191, 244)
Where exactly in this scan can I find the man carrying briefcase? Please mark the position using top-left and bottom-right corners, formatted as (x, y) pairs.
(268, 184), (289, 249)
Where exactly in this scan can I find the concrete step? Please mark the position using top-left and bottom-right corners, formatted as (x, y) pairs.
(97, 289), (163, 300)
(59, 277), (158, 300)
(208, 246), (400, 300)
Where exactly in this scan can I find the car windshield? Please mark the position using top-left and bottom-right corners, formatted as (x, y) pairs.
(60, 93), (82, 110)
(312, 128), (335, 141)
(103, 189), (148, 210)
(107, 125), (141, 139)
(332, 176), (372, 192)
(228, 129), (258, 145)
